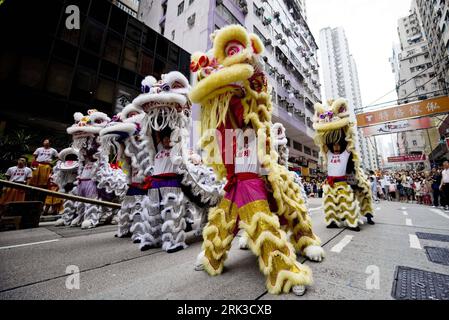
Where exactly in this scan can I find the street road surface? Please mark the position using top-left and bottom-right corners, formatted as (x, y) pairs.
(0, 199), (448, 300)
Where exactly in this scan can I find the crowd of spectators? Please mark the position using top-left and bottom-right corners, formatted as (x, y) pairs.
(370, 162), (449, 211)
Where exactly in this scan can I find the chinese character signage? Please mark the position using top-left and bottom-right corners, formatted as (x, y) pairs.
(387, 154), (427, 163)
(362, 117), (432, 137)
(356, 96), (449, 128)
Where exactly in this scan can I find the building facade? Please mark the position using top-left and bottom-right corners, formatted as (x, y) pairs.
(391, 2), (443, 162)
(0, 0), (190, 144)
(138, 0), (323, 177)
(319, 27), (378, 171)
(415, 0), (449, 94)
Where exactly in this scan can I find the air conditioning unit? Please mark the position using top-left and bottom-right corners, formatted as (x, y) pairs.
(278, 74), (285, 80)
(263, 17), (272, 25)
(263, 38), (272, 46)
(241, 6), (248, 15)
(187, 14), (196, 27)
(273, 11), (280, 19)
(256, 7), (265, 16)
(280, 39), (286, 45)
(262, 56), (269, 62)
(216, 0), (223, 5)
(275, 33), (283, 40)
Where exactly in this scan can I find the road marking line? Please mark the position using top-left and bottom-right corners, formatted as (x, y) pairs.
(331, 235), (354, 253)
(405, 218), (413, 226)
(401, 207), (407, 210)
(409, 234), (421, 249)
(376, 207), (381, 211)
(402, 211), (408, 216)
(0, 239), (59, 250)
(430, 209), (449, 220)
(309, 206), (323, 212)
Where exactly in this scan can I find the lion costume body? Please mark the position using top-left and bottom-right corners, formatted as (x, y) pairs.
(189, 25), (324, 295)
(101, 72), (222, 253)
(313, 99), (374, 229)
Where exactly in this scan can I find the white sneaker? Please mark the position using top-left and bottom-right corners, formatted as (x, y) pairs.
(194, 251), (205, 271)
(292, 285), (306, 296)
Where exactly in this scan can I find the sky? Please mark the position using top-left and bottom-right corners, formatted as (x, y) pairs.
(306, 0), (412, 108)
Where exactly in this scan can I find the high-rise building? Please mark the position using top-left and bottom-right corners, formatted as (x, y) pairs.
(138, 0), (323, 177)
(395, 4), (441, 104)
(0, 0), (190, 147)
(391, 1), (442, 162)
(415, 0), (449, 94)
(112, 0), (141, 18)
(319, 27), (378, 171)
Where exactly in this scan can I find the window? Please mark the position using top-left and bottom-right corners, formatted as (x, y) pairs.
(122, 43), (138, 71)
(413, 140), (417, 146)
(178, 1), (184, 16)
(96, 79), (115, 103)
(171, 30), (175, 41)
(187, 13), (196, 27)
(18, 56), (46, 88)
(304, 146), (312, 155)
(140, 52), (153, 75)
(293, 141), (302, 152)
(216, 4), (240, 25)
(103, 33), (122, 64)
(83, 22), (104, 54)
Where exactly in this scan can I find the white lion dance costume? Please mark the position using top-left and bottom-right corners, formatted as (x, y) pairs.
(115, 72), (222, 253)
(100, 104), (156, 249)
(190, 25), (324, 296)
(63, 109), (128, 229)
(53, 148), (80, 226)
(313, 99), (375, 231)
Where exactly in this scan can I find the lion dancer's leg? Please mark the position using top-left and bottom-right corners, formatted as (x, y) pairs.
(324, 182), (360, 231)
(354, 182), (375, 225)
(115, 196), (133, 238)
(55, 187), (79, 227)
(196, 198), (238, 274)
(237, 178), (313, 295)
(76, 179), (101, 229)
(138, 188), (163, 249)
(160, 186), (188, 253)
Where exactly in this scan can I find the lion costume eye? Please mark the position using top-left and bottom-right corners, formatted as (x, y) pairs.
(225, 41), (245, 57)
(141, 85), (151, 93)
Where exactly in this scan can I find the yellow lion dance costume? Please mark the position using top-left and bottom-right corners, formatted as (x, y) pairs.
(190, 25), (324, 296)
(313, 99), (375, 231)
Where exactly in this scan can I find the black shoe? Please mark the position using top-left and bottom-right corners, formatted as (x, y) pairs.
(185, 221), (193, 233)
(167, 244), (185, 253)
(115, 232), (132, 238)
(133, 239), (141, 244)
(140, 244), (155, 252)
(365, 213), (375, 225)
(326, 221), (339, 229)
(348, 226), (361, 232)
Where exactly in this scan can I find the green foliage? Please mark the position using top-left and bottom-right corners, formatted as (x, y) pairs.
(0, 129), (33, 162)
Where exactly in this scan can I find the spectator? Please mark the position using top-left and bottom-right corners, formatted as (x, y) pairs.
(431, 167), (442, 208)
(30, 139), (59, 189)
(0, 157), (32, 204)
(439, 161), (449, 211)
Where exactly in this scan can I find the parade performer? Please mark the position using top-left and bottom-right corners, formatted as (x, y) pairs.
(189, 25), (324, 296)
(66, 109), (128, 229)
(112, 72), (223, 253)
(0, 157), (32, 205)
(54, 148), (81, 226)
(100, 104), (162, 250)
(30, 139), (58, 189)
(313, 99), (375, 231)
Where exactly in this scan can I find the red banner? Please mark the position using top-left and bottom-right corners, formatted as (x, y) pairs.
(387, 155), (427, 163)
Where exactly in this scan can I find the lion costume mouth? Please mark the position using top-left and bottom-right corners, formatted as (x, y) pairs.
(132, 72), (191, 133)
